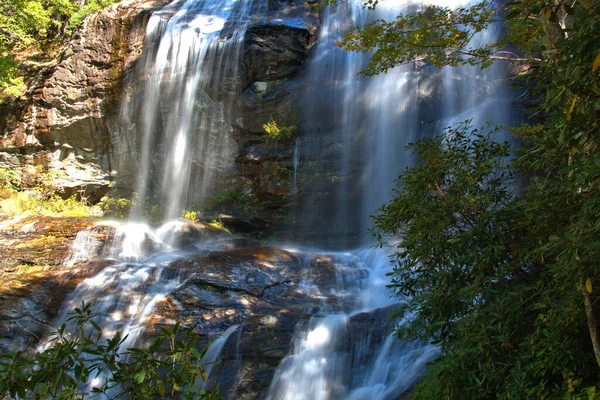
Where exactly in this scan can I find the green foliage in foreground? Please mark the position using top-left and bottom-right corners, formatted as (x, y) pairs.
(373, 125), (600, 398)
(0, 303), (219, 399)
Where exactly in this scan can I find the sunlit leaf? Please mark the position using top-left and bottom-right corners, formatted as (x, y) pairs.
(566, 96), (577, 121)
(586, 278), (593, 294)
(135, 370), (145, 383)
(593, 51), (600, 72)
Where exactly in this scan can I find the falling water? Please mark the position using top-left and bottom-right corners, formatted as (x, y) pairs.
(295, 0), (516, 247)
(267, 249), (438, 400)
(47, 0), (261, 393)
(119, 0), (260, 221)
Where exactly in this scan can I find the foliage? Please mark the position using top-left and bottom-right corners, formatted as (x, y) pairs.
(358, 0), (600, 397)
(0, 0), (119, 102)
(338, 0), (548, 76)
(0, 302), (220, 399)
(97, 194), (133, 219)
(67, 0), (119, 32)
(205, 190), (264, 217)
(207, 219), (231, 234)
(183, 209), (198, 223)
(374, 125), (600, 398)
(263, 117), (297, 142)
(0, 167), (101, 217)
(267, 164), (292, 181)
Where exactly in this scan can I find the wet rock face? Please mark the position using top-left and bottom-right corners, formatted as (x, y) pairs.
(145, 248), (337, 399)
(0, 216), (108, 353)
(30, 0), (171, 149)
(0, 0), (319, 229)
(244, 20), (316, 83)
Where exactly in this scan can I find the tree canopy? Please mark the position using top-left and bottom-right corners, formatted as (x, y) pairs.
(354, 0), (600, 397)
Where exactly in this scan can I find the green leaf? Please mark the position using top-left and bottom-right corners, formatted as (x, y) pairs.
(593, 51), (600, 72)
(37, 382), (48, 395)
(190, 347), (202, 359)
(134, 370), (146, 384)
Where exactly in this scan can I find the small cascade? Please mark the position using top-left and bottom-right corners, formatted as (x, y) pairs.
(200, 325), (240, 389)
(67, 226), (108, 266)
(292, 136), (300, 191)
(267, 249), (438, 400)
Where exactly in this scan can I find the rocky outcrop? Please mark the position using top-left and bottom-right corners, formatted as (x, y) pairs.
(150, 248), (356, 399)
(0, 0), (171, 202)
(0, 216), (416, 398)
(0, 216), (110, 353)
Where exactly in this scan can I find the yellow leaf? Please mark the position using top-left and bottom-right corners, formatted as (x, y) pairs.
(586, 278), (593, 294)
(541, 255), (544, 264)
(566, 96), (577, 121)
(593, 51), (600, 72)
(545, 8), (552, 19)
(571, 147), (577, 156)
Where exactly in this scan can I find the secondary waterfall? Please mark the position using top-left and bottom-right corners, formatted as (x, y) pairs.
(44, 0), (517, 398)
(119, 0), (259, 221)
(266, 249), (438, 400)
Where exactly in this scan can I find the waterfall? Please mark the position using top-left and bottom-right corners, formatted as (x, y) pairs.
(44, 0), (517, 398)
(45, 0), (261, 393)
(269, 0), (516, 397)
(266, 249), (438, 400)
(120, 0), (260, 221)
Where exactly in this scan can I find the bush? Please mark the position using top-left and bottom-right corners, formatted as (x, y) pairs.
(263, 117), (297, 142)
(374, 123), (600, 399)
(205, 190), (264, 217)
(97, 194), (133, 219)
(0, 302), (220, 399)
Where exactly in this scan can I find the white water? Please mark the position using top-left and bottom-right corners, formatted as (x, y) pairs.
(270, 0), (514, 397)
(267, 249), (437, 400)
(50, 0), (261, 387)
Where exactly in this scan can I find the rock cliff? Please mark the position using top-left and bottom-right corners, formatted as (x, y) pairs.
(0, 0), (319, 230)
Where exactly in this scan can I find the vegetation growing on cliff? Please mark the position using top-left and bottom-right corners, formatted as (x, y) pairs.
(0, 167), (101, 217)
(0, 0), (119, 103)
(345, 0), (600, 397)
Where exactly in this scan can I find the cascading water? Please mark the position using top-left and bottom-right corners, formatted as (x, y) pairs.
(266, 249), (438, 400)
(295, 0), (516, 247)
(46, 0), (517, 398)
(269, 0), (517, 398)
(46, 0), (261, 392)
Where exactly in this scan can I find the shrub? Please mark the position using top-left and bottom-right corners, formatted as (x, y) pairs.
(0, 302), (219, 399)
(205, 190), (264, 217)
(97, 194), (133, 219)
(263, 117), (297, 142)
